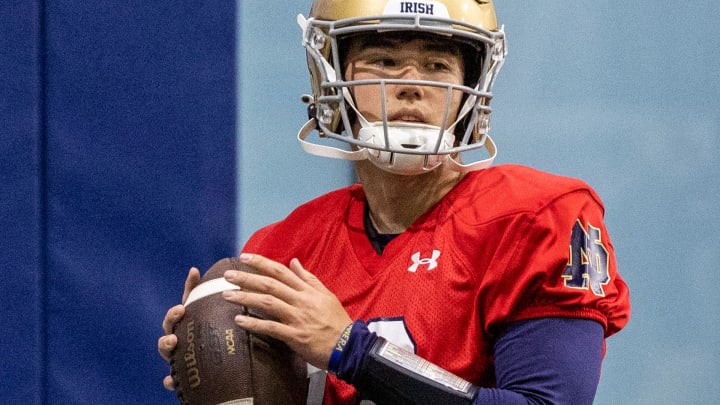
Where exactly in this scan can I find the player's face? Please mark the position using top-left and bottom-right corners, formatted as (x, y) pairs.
(343, 35), (466, 132)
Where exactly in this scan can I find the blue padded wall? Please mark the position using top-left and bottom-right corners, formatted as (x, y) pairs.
(1, 1), (236, 403)
(0, 1), (44, 403)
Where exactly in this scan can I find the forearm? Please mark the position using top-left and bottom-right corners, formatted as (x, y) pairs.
(333, 325), (477, 404)
(332, 318), (604, 404)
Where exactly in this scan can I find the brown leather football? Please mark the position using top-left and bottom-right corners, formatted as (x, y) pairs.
(171, 257), (308, 405)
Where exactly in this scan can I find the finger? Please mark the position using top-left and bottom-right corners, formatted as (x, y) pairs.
(163, 375), (176, 391)
(288, 258), (329, 293)
(157, 334), (177, 361)
(239, 253), (306, 291)
(233, 313), (297, 343)
(182, 267), (201, 303)
(162, 304), (185, 335)
(224, 269), (299, 306)
(224, 270), (297, 305)
(222, 289), (296, 322)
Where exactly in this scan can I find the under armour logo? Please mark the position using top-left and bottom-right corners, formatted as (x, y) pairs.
(407, 250), (441, 272)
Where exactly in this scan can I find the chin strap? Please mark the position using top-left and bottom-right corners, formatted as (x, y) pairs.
(297, 118), (368, 161)
(445, 133), (497, 173)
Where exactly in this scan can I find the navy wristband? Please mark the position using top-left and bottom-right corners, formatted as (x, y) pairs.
(328, 322), (354, 374)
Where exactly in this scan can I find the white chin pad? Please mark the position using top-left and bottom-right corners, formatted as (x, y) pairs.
(358, 123), (454, 175)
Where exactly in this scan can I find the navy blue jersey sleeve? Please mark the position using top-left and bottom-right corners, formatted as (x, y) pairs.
(335, 317), (604, 404)
(475, 317), (604, 404)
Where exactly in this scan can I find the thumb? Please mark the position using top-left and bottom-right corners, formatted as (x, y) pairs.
(181, 267), (202, 303)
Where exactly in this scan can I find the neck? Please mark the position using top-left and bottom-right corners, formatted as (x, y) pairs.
(356, 161), (465, 234)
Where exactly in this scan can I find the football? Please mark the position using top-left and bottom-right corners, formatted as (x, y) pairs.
(171, 257), (308, 405)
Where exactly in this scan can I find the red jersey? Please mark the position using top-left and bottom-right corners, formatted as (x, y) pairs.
(242, 164), (631, 404)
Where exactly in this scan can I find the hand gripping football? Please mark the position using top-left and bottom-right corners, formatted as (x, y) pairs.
(171, 257), (308, 405)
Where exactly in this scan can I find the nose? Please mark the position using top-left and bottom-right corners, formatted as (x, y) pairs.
(393, 65), (424, 100)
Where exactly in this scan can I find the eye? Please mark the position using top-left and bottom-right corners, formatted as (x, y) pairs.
(429, 62), (449, 71)
(426, 58), (452, 72)
(367, 56), (397, 68)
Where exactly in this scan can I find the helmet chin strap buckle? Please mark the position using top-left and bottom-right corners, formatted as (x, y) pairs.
(305, 104), (316, 122)
(301, 95), (326, 138)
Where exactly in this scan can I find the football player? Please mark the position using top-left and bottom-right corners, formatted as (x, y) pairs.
(159, 0), (630, 403)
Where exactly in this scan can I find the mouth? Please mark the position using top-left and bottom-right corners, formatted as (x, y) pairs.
(388, 110), (426, 124)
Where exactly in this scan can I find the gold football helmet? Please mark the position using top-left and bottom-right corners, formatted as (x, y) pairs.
(297, 0), (507, 174)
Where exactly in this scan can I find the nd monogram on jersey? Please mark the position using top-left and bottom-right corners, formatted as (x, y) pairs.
(244, 164), (630, 404)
